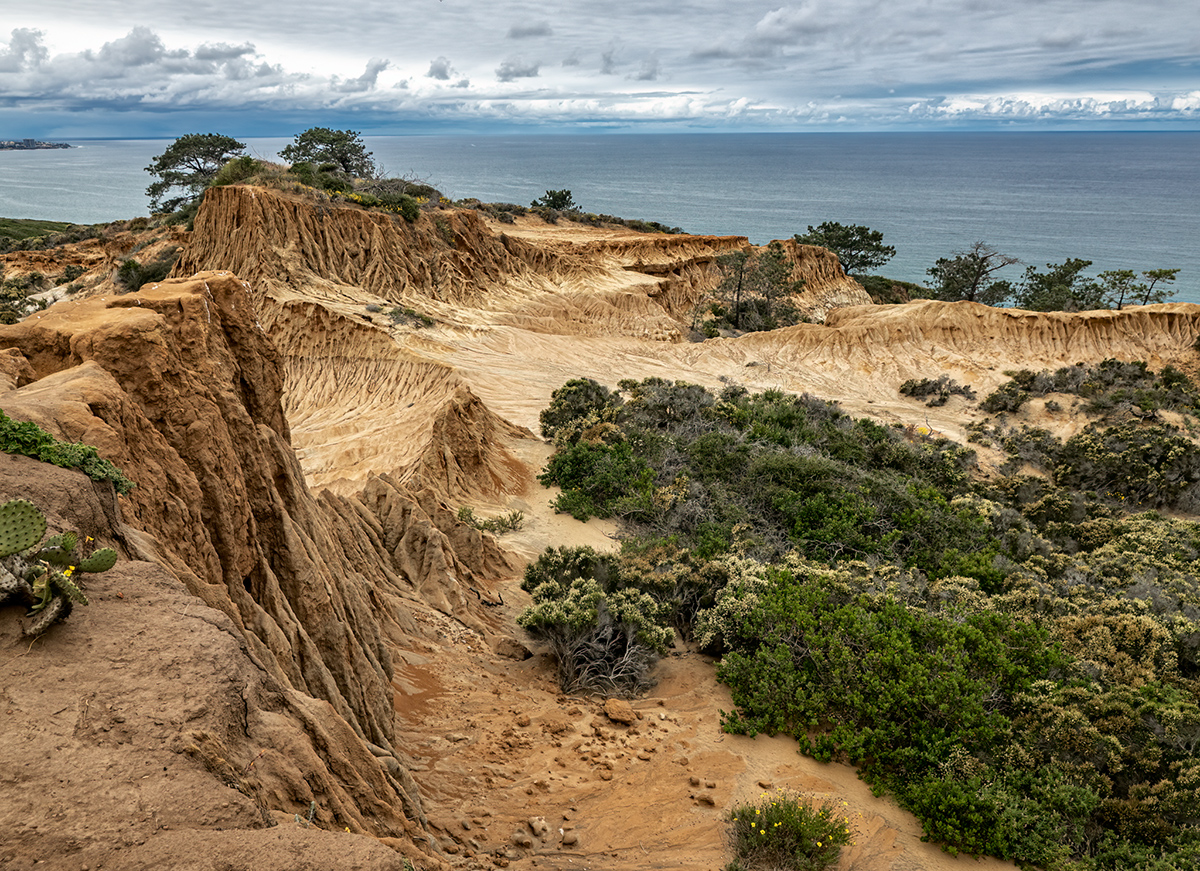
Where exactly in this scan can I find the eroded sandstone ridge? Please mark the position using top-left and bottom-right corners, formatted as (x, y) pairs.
(0, 272), (517, 871)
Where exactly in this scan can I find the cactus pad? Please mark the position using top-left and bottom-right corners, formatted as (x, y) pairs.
(0, 500), (47, 558)
(53, 570), (89, 606)
(0, 499), (111, 636)
(24, 594), (70, 636)
(36, 532), (78, 565)
(77, 548), (117, 573)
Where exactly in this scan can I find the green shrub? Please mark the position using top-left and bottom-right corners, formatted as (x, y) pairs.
(457, 506), (524, 534)
(707, 566), (1078, 864)
(981, 381), (1030, 413)
(386, 306), (434, 328)
(517, 546), (672, 695)
(856, 274), (923, 304)
(472, 202), (527, 223)
(115, 247), (179, 292)
(539, 378), (623, 440)
(209, 154), (260, 187)
(726, 790), (853, 871)
(527, 370), (1200, 864)
(538, 441), (655, 521)
(0, 410), (135, 494)
(981, 360), (1200, 421)
(532, 189), (577, 210)
(375, 192), (420, 222)
(287, 161), (344, 191)
(899, 374), (976, 406)
(56, 264), (85, 286)
(1054, 423), (1200, 508)
(536, 378), (983, 569)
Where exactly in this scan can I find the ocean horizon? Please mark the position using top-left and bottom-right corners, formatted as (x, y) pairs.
(3, 131), (1198, 302)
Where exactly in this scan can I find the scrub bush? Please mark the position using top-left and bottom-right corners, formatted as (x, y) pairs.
(726, 790), (853, 871)
(899, 374), (977, 406)
(517, 546), (671, 695)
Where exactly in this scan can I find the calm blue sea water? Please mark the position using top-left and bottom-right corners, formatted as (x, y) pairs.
(2, 132), (1197, 301)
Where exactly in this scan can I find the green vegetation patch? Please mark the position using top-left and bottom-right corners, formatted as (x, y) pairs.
(536, 377), (989, 581)
(0, 409), (135, 494)
(972, 362), (1200, 512)
(526, 372), (1200, 869)
(456, 506), (524, 534)
(899, 374), (977, 406)
(981, 359), (1200, 417)
(0, 217), (73, 241)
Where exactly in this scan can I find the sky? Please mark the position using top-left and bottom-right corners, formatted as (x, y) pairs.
(2, 0), (1198, 137)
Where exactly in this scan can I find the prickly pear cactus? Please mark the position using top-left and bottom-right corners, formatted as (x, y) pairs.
(0, 499), (117, 636)
(0, 499), (46, 558)
(36, 531), (78, 566)
(77, 548), (117, 573)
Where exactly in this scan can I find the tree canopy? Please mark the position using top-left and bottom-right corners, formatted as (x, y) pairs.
(1010, 259), (1107, 312)
(532, 189), (577, 210)
(279, 128), (376, 177)
(926, 248), (1181, 312)
(710, 242), (805, 332)
(793, 221), (895, 276)
(144, 133), (247, 214)
(925, 242), (1019, 305)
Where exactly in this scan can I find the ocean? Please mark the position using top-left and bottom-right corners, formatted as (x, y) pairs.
(2, 132), (1198, 302)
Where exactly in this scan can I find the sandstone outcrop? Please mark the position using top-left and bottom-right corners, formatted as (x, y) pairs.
(169, 186), (867, 493)
(0, 272), (517, 869)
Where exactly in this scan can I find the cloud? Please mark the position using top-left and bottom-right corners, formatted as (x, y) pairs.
(194, 42), (256, 62)
(600, 48), (618, 75)
(3, 5), (1200, 133)
(752, 2), (837, 44)
(496, 58), (540, 82)
(0, 26), (355, 114)
(0, 28), (49, 72)
(1038, 31), (1087, 50)
(630, 57), (660, 82)
(1171, 91), (1200, 110)
(426, 56), (454, 80)
(332, 58), (388, 93)
(508, 22), (552, 39)
(88, 26), (175, 68)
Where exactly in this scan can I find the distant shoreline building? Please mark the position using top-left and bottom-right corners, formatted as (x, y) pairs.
(0, 139), (71, 150)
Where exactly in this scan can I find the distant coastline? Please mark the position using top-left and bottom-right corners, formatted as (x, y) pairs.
(0, 139), (71, 151)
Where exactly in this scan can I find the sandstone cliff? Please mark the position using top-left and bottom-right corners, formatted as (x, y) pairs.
(0, 273), (519, 870)
(175, 185), (868, 336)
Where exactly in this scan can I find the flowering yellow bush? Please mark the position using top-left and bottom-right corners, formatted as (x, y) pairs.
(726, 790), (853, 871)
